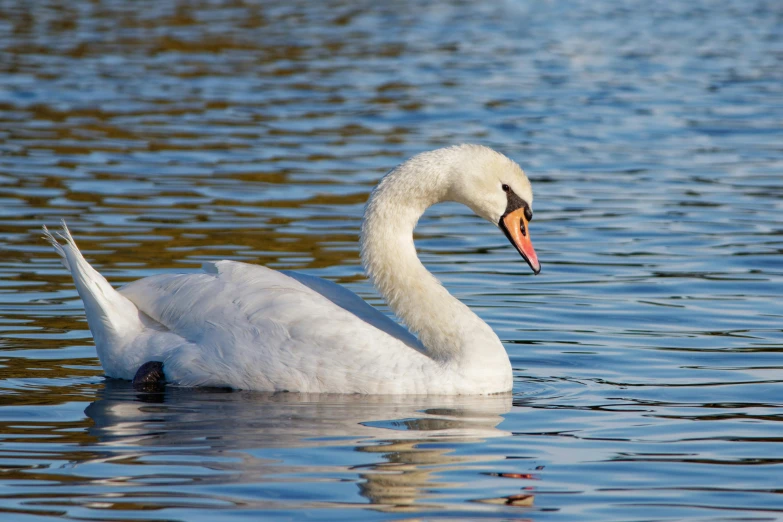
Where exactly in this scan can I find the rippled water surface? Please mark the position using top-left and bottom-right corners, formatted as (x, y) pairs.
(1, 1), (782, 520)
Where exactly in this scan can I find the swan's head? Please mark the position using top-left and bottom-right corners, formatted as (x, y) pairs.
(445, 145), (540, 274)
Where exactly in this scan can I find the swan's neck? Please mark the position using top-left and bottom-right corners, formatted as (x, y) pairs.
(360, 157), (511, 376)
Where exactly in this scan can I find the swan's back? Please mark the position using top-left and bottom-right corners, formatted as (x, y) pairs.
(119, 261), (439, 393)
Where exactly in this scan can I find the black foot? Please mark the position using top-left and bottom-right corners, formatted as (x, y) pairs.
(132, 361), (166, 392)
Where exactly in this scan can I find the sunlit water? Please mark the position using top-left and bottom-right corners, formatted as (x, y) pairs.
(1, 1), (782, 520)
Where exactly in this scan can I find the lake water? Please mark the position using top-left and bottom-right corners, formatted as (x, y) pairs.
(1, 0), (782, 520)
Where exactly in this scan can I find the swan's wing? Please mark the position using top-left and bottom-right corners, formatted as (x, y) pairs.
(117, 260), (431, 390)
(280, 270), (423, 351)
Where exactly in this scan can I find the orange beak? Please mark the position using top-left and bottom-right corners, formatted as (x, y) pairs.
(500, 207), (540, 274)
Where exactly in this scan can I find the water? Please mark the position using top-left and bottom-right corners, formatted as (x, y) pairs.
(1, 0), (782, 519)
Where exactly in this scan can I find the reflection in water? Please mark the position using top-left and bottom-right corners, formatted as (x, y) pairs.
(83, 381), (514, 513)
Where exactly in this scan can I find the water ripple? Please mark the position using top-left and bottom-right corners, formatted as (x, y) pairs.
(1, 0), (782, 519)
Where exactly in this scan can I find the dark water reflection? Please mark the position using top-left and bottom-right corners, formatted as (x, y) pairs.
(1, 0), (783, 520)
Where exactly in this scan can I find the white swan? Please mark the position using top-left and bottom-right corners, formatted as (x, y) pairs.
(43, 145), (540, 394)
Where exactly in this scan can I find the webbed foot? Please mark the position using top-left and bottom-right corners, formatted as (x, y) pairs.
(132, 361), (166, 392)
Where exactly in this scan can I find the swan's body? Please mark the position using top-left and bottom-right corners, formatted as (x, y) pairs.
(44, 145), (540, 394)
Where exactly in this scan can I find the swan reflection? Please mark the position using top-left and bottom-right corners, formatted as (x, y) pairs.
(83, 381), (520, 512)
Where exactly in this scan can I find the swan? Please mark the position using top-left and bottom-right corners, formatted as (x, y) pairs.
(43, 144), (540, 394)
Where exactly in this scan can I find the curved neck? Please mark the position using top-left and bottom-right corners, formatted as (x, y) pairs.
(360, 157), (508, 370)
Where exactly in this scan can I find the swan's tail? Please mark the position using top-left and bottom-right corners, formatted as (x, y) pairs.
(42, 221), (144, 366)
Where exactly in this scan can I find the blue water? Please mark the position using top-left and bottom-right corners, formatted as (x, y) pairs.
(1, 0), (782, 520)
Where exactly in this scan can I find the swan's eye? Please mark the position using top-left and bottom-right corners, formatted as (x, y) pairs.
(502, 184), (510, 192)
